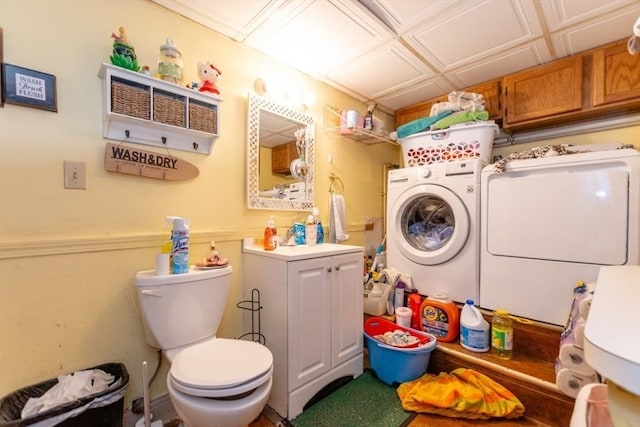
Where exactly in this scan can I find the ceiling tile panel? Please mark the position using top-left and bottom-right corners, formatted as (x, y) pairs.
(362, 0), (462, 33)
(403, 0), (542, 71)
(376, 78), (457, 111)
(327, 41), (435, 99)
(247, 0), (393, 76)
(151, 0), (281, 42)
(539, 0), (640, 31)
(550, 6), (640, 56)
(452, 40), (551, 86)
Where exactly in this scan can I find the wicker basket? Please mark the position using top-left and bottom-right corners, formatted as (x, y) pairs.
(189, 102), (217, 134)
(111, 81), (150, 120)
(153, 92), (186, 128)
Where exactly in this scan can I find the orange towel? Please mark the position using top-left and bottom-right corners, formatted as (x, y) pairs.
(397, 368), (525, 420)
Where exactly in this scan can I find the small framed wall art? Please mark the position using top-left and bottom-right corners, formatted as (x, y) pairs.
(1, 63), (57, 112)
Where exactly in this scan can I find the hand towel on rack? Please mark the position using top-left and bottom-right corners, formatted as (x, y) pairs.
(329, 193), (349, 243)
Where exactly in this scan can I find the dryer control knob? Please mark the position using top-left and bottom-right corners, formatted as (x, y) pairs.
(419, 168), (431, 179)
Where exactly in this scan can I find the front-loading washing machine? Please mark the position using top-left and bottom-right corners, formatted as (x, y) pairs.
(386, 159), (484, 303)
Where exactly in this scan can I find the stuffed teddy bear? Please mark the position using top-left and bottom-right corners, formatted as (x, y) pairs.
(197, 61), (221, 95)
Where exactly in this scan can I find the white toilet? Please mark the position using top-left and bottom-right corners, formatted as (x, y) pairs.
(136, 265), (273, 427)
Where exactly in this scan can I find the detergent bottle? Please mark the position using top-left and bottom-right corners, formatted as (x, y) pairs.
(419, 293), (459, 342)
(166, 216), (189, 274)
(460, 299), (490, 352)
(407, 290), (423, 330)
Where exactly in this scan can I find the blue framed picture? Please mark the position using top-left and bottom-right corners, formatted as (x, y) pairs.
(2, 63), (57, 112)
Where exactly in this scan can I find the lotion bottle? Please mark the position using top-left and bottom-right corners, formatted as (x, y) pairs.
(305, 214), (317, 246)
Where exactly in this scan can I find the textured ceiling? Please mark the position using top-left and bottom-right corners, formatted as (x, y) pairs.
(152, 0), (640, 113)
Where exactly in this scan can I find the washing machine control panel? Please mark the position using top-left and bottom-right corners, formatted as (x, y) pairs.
(418, 168), (431, 179)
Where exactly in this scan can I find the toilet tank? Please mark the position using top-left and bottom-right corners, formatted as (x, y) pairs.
(135, 266), (232, 350)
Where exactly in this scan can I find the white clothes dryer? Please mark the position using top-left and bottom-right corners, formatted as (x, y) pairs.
(386, 159), (485, 303)
(480, 148), (640, 325)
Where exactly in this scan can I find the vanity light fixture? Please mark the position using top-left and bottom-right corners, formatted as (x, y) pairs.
(253, 78), (315, 110)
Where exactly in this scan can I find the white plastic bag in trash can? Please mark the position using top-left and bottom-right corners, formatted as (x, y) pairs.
(21, 369), (123, 426)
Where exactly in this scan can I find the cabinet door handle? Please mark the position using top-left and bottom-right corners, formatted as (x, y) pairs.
(141, 289), (163, 297)
(335, 266), (340, 271)
(327, 267), (332, 272)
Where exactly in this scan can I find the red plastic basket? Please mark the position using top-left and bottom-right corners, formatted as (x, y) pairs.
(365, 317), (432, 348)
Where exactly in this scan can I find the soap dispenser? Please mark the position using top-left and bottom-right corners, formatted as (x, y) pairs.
(264, 216), (277, 251)
(313, 207), (324, 244)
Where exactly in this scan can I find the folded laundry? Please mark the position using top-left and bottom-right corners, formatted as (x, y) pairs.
(397, 368), (525, 420)
(396, 110), (453, 139)
(448, 91), (486, 112)
(377, 267), (412, 289)
(430, 110), (489, 130)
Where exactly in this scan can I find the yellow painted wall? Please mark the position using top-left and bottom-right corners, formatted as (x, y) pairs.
(0, 0), (399, 408)
(494, 125), (640, 158)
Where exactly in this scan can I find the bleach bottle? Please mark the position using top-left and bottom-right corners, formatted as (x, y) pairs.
(167, 216), (189, 274)
(460, 299), (490, 352)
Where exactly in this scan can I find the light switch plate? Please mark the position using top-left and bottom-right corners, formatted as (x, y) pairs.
(64, 161), (87, 189)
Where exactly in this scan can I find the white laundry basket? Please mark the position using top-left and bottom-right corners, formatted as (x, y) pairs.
(399, 121), (499, 167)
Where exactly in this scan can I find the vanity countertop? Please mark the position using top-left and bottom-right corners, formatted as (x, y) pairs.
(242, 240), (363, 261)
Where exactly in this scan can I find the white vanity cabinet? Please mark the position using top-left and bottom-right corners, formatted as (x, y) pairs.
(242, 243), (364, 420)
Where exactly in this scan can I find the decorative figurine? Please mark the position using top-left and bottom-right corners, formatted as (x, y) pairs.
(110, 27), (139, 72)
(157, 37), (184, 85)
(197, 61), (222, 95)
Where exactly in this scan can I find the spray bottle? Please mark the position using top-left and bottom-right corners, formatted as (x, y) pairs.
(166, 216), (189, 274)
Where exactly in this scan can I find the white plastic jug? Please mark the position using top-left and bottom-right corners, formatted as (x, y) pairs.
(460, 299), (490, 352)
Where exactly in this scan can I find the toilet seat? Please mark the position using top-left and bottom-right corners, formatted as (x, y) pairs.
(170, 338), (273, 398)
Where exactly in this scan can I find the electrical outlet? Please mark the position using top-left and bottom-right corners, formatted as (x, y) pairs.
(64, 161), (87, 189)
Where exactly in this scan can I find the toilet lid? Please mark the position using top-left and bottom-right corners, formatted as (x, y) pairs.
(170, 338), (273, 396)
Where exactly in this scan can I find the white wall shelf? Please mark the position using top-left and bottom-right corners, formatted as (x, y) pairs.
(323, 105), (397, 145)
(98, 63), (222, 155)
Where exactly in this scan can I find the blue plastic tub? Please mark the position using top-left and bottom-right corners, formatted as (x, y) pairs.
(364, 318), (437, 385)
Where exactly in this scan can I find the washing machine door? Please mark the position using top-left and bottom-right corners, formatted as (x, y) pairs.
(390, 184), (469, 265)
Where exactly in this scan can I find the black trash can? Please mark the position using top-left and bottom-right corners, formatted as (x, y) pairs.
(0, 362), (129, 427)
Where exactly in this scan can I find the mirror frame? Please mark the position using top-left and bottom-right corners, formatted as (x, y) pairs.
(247, 93), (315, 211)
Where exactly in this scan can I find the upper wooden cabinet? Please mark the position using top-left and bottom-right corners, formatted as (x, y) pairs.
(395, 38), (640, 134)
(503, 56), (583, 126)
(394, 95), (447, 128)
(592, 40), (640, 107)
(394, 79), (501, 128)
(272, 141), (298, 174)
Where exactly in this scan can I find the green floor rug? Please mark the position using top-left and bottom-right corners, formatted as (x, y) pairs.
(292, 371), (412, 427)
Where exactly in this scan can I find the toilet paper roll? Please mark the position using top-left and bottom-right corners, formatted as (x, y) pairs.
(579, 294), (593, 319)
(156, 253), (170, 276)
(558, 343), (596, 376)
(555, 367), (597, 398)
(573, 320), (586, 348)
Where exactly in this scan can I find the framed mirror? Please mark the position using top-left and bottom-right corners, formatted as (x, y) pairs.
(247, 93), (315, 210)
